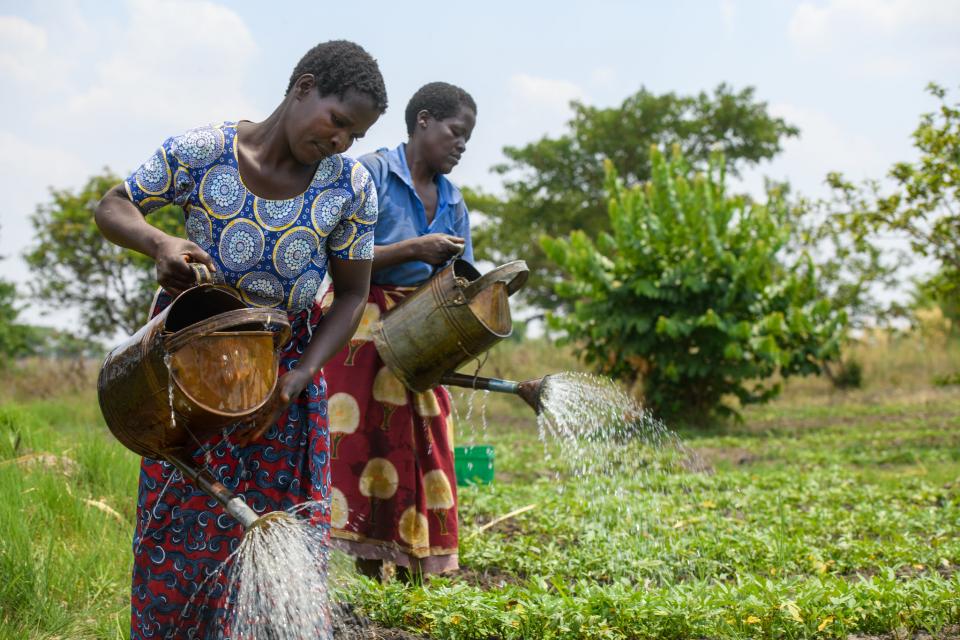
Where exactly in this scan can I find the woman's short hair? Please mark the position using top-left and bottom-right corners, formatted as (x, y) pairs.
(287, 40), (388, 114)
(405, 82), (477, 135)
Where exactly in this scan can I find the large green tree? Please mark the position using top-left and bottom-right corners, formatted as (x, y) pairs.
(542, 149), (843, 422)
(468, 84), (799, 312)
(24, 172), (183, 338)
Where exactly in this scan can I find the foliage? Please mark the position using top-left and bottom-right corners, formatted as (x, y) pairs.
(3, 339), (960, 639)
(24, 171), (183, 338)
(830, 83), (960, 320)
(466, 84), (799, 312)
(0, 278), (29, 367)
(539, 148), (843, 421)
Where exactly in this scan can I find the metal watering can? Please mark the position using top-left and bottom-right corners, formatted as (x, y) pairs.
(97, 283), (292, 528)
(372, 259), (554, 413)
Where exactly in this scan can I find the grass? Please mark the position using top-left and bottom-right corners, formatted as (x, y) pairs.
(1, 331), (959, 638)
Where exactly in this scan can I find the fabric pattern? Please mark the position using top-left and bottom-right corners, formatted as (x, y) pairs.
(131, 296), (330, 639)
(325, 285), (459, 574)
(125, 122), (376, 311)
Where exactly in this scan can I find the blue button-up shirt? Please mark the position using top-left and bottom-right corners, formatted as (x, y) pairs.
(359, 143), (474, 286)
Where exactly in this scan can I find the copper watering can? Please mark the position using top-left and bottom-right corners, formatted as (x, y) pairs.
(98, 284), (291, 459)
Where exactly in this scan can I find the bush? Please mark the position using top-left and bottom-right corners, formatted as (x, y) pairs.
(541, 147), (845, 422)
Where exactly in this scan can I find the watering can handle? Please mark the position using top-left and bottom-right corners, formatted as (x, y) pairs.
(461, 260), (529, 300)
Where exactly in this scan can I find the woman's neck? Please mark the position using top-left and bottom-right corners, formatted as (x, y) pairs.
(404, 140), (436, 187)
(241, 104), (296, 171)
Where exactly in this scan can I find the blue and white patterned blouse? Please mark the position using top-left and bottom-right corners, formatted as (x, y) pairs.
(124, 122), (377, 311)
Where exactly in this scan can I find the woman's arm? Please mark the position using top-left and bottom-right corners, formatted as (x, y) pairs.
(238, 256), (372, 444)
(372, 233), (465, 273)
(95, 184), (216, 295)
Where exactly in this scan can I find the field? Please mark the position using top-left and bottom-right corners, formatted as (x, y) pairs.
(1, 331), (959, 639)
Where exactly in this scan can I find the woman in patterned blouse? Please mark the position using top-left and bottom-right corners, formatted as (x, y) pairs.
(94, 40), (386, 639)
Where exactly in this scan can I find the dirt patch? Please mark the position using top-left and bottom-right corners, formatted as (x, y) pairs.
(332, 604), (430, 639)
(455, 564), (525, 589)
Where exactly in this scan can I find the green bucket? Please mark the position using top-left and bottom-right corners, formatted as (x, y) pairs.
(454, 445), (495, 486)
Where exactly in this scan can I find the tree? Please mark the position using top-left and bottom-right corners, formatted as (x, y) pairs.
(24, 172), (183, 338)
(833, 84), (960, 319)
(468, 84), (799, 312)
(0, 278), (28, 367)
(541, 148), (844, 423)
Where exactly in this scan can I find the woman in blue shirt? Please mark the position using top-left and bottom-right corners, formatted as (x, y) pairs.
(324, 82), (476, 579)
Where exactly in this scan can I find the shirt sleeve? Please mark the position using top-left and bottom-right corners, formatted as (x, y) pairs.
(123, 136), (190, 215)
(328, 162), (377, 260)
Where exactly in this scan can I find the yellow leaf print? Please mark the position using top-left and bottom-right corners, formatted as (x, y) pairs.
(359, 458), (399, 499)
(818, 616), (835, 631)
(745, 615), (761, 625)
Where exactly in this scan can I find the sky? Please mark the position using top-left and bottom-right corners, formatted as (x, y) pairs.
(1, 0), (958, 327)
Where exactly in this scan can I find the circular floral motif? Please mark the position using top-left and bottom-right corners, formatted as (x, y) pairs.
(237, 271), (283, 307)
(350, 182), (378, 225)
(200, 165), (246, 219)
(310, 188), (351, 237)
(185, 207), (213, 249)
(253, 195), (304, 231)
(312, 247), (329, 270)
(138, 196), (169, 213)
(219, 219), (264, 272)
(350, 162), (370, 196)
(173, 168), (195, 205)
(311, 155), (343, 189)
(348, 231), (374, 260)
(329, 220), (358, 252)
(174, 125), (225, 167)
(273, 226), (319, 279)
(135, 147), (171, 195)
(288, 270), (323, 311)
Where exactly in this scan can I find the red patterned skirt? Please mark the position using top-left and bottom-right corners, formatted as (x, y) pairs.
(325, 284), (459, 574)
(130, 295), (331, 639)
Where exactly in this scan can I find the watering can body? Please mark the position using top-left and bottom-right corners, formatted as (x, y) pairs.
(373, 259), (528, 392)
(97, 285), (290, 458)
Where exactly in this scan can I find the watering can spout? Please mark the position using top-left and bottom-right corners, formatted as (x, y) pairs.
(517, 375), (550, 414)
(439, 372), (552, 414)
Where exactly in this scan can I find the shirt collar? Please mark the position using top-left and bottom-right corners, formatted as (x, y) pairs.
(384, 143), (463, 205)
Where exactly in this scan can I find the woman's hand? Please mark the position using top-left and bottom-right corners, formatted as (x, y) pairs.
(235, 368), (314, 446)
(154, 237), (217, 296)
(410, 233), (465, 265)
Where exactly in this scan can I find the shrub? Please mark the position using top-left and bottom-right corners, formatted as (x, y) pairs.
(541, 147), (844, 422)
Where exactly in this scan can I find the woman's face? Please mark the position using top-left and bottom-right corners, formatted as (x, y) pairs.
(286, 76), (381, 165)
(415, 105), (476, 175)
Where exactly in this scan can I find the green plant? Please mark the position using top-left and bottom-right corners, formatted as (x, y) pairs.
(540, 147), (845, 422)
(467, 84), (798, 313)
(823, 358), (864, 390)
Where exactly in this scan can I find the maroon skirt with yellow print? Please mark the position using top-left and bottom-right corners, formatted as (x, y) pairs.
(324, 284), (459, 574)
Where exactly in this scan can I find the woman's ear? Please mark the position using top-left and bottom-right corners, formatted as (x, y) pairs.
(417, 109), (431, 129)
(292, 74), (316, 100)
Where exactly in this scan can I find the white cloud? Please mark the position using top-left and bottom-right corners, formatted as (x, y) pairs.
(720, 0), (736, 31)
(734, 102), (895, 202)
(506, 73), (585, 139)
(510, 73), (585, 111)
(0, 15), (52, 84)
(789, 0), (960, 52)
(65, 0), (259, 129)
